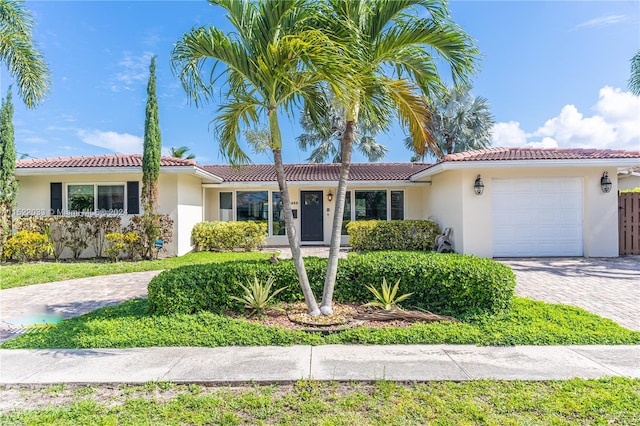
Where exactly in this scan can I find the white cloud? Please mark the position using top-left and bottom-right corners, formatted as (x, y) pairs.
(491, 121), (528, 147)
(77, 129), (143, 154)
(574, 14), (627, 30)
(112, 51), (154, 91)
(492, 86), (640, 151)
(527, 137), (558, 149)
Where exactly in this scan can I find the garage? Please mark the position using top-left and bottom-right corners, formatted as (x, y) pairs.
(492, 177), (584, 257)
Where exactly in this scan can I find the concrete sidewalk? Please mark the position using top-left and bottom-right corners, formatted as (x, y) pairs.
(1, 345), (638, 385)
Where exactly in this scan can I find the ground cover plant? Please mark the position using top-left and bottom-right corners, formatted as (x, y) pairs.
(0, 251), (271, 289)
(3, 296), (639, 349)
(1, 378), (638, 425)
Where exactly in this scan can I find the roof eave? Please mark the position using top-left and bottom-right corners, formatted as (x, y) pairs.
(410, 158), (640, 181)
(15, 165), (224, 184)
(202, 179), (428, 188)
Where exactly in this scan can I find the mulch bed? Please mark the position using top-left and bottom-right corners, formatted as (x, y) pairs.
(229, 302), (456, 333)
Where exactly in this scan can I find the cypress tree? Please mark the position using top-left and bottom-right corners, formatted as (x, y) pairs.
(0, 88), (17, 258)
(141, 55), (161, 213)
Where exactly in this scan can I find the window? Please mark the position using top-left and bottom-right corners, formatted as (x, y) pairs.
(355, 190), (387, 220)
(68, 184), (94, 212)
(391, 190), (404, 220)
(236, 191), (268, 221)
(341, 191), (351, 235)
(97, 185), (124, 211)
(272, 192), (285, 235)
(219, 192), (233, 221)
(67, 184), (125, 213)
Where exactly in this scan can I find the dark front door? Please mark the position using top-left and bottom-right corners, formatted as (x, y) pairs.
(301, 191), (323, 242)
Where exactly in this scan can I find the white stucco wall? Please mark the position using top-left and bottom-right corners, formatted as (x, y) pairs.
(175, 174), (204, 256)
(423, 171), (464, 253)
(427, 167), (620, 258)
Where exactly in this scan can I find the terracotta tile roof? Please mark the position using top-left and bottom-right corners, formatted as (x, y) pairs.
(441, 147), (640, 162)
(200, 162), (432, 182)
(16, 154), (196, 169)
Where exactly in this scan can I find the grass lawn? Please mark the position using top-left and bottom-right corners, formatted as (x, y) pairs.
(0, 251), (272, 289)
(1, 378), (639, 425)
(3, 297), (639, 349)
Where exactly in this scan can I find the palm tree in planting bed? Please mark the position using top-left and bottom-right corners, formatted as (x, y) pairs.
(315, 0), (478, 315)
(172, 0), (350, 315)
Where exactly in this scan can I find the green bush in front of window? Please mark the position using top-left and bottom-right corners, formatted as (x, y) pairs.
(148, 251), (515, 318)
(13, 216), (122, 259)
(192, 221), (267, 252)
(346, 220), (440, 251)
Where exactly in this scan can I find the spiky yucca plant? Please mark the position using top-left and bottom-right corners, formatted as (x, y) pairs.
(365, 278), (414, 311)
(230, 275), (287, 316)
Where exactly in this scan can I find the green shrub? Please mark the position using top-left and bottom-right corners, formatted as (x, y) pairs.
(3, 230), (53, 261)
(147, 257), (326, 315)
(105, 232), (139, 261)
(347, 220), (440, 251)
(191, 221), (267, 252)
(148, 251), (514, 318)
(125, 213), (174, 259)
(338, 252), (515, 317)
(14, 216), (122, 259)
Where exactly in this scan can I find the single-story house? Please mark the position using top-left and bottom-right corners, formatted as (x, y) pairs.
(14, 147), (640, 258)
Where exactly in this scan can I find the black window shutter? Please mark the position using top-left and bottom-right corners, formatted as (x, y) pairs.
(50, 182), (62, 215)
(127, 181), (139, 214)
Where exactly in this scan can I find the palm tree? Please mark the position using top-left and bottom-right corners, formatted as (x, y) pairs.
(316, 0), (478, 315)
(630, 51), (640, 96)
(169, 145), (196, 160)
(296, 85), (388, 163)
(172, 0), (348, 315)
(404, 85), (494, 161)
(0, 0), (50, 108)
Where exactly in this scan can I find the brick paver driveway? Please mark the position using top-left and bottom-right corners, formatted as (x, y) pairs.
(499, 257), (640, 331)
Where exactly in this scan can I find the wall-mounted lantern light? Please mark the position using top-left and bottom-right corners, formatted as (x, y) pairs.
(600, 171), (612, 193)
(327, 190), (334, 202)
(474, 175), (484, 195)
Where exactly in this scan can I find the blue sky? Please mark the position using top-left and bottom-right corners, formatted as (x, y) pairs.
(4, 0), (639, 165)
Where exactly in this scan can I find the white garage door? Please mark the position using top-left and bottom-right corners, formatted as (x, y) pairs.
(492, 177), (583, 257)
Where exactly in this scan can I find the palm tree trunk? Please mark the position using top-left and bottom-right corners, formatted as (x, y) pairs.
(269, 109), (320, 315)
(320, 119), (356, 315)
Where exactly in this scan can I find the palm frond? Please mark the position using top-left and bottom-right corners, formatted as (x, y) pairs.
(384, 78), (438, 158)
(0, 0), (50, 108)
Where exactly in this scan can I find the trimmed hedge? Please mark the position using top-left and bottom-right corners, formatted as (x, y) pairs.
(148, 251), (515, 318)
(347, 220), (440, 251)
(192, 221), (267, 252)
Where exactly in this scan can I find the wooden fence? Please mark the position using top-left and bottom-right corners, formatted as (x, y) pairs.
(619, 192), (640, 255)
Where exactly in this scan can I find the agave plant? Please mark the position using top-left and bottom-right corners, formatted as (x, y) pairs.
(365, 278), (414, 311)
(230, 275), (287, 316)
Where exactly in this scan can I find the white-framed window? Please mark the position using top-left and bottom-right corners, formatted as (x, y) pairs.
(218, 190), (288, 237)
(67, 183), (126, 213)
(342, 189), (405, 234)
(219, 192), (233, 221)
(271, 191), (286, 236)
